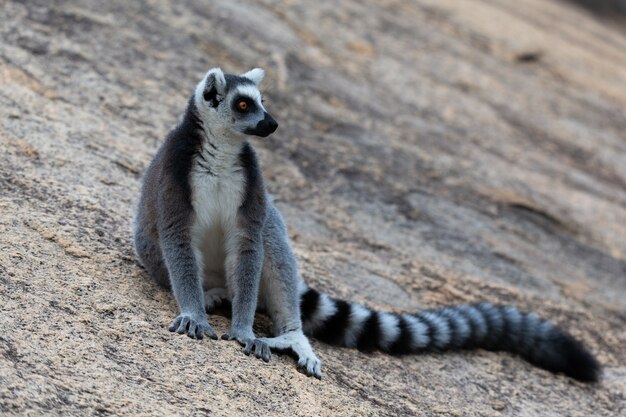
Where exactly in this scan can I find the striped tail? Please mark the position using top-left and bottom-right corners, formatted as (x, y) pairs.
(299, 287), (600, 382)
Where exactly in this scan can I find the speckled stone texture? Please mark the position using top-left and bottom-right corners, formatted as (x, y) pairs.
(1, 0), (625, 416)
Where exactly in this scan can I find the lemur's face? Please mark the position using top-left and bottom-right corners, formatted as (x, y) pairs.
(194, 67), (278, 138)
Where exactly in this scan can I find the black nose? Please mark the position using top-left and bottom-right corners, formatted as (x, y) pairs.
(263, 112), (278, 133)
(244, 112), (279, 137)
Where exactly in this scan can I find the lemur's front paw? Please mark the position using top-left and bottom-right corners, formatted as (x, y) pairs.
(221, 328), (271, 362)
(168, 313), (218, 340)
(243, 339), (272, 362)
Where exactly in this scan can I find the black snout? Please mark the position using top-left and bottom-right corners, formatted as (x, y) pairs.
(245, 112), (278, 137)
(264, 113), (279, 133)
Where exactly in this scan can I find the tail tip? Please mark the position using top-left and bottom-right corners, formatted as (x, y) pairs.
(556, 333), (601, 383)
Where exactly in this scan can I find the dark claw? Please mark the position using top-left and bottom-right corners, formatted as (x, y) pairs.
(249, 340), (271, 362)
(221, 333), (247, 346)
(205, 327), (218, 340)
(168, 316), (182, 332)
(177, 317), (190, 334)
(194, 324), (203, 339)
(260, 342), (271, 362)
(238, 339), (271, 361)
(187, 322), (197, 338)
(297, 360), (322, 379)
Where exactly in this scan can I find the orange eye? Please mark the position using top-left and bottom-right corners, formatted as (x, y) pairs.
(238, 101), (248, 111)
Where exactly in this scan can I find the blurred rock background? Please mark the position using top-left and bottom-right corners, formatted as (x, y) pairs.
(568, 0), (626, 18)
(1, 0), (625, 415)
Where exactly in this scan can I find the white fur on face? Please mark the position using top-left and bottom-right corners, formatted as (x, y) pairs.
(192, 68), (271, 138)
(234, 85), (264, 109)
(229, 84), (266, 134)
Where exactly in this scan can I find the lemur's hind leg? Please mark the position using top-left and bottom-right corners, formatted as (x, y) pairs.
(204, 287), (230, 312)
(254, 205), (322, 378)
(133, 221), (170, 289)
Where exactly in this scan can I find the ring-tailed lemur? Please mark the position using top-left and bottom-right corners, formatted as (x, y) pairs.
(133, 67), (600, 382)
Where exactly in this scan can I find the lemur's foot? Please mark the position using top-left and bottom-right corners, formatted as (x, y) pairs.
(221, 327), (271, 362)
(259, 331), (322, 379)
(204, 287), (230, 313)
(168, 313), (218, 340)
(243, 339), (272, 362)
(297, 353), (322, 379)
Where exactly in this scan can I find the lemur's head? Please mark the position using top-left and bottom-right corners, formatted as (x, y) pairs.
(194, 67), (278, 138)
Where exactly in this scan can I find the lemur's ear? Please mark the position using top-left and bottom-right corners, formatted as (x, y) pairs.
(241, 68), (264, 86)
(202, 68), (227, 107)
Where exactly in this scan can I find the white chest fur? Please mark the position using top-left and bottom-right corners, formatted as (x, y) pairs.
(190, 167), (245, 227)
(190, 140), (246, 285)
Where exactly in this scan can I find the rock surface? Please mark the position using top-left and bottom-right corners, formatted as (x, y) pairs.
(1, 0), (625, 415)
